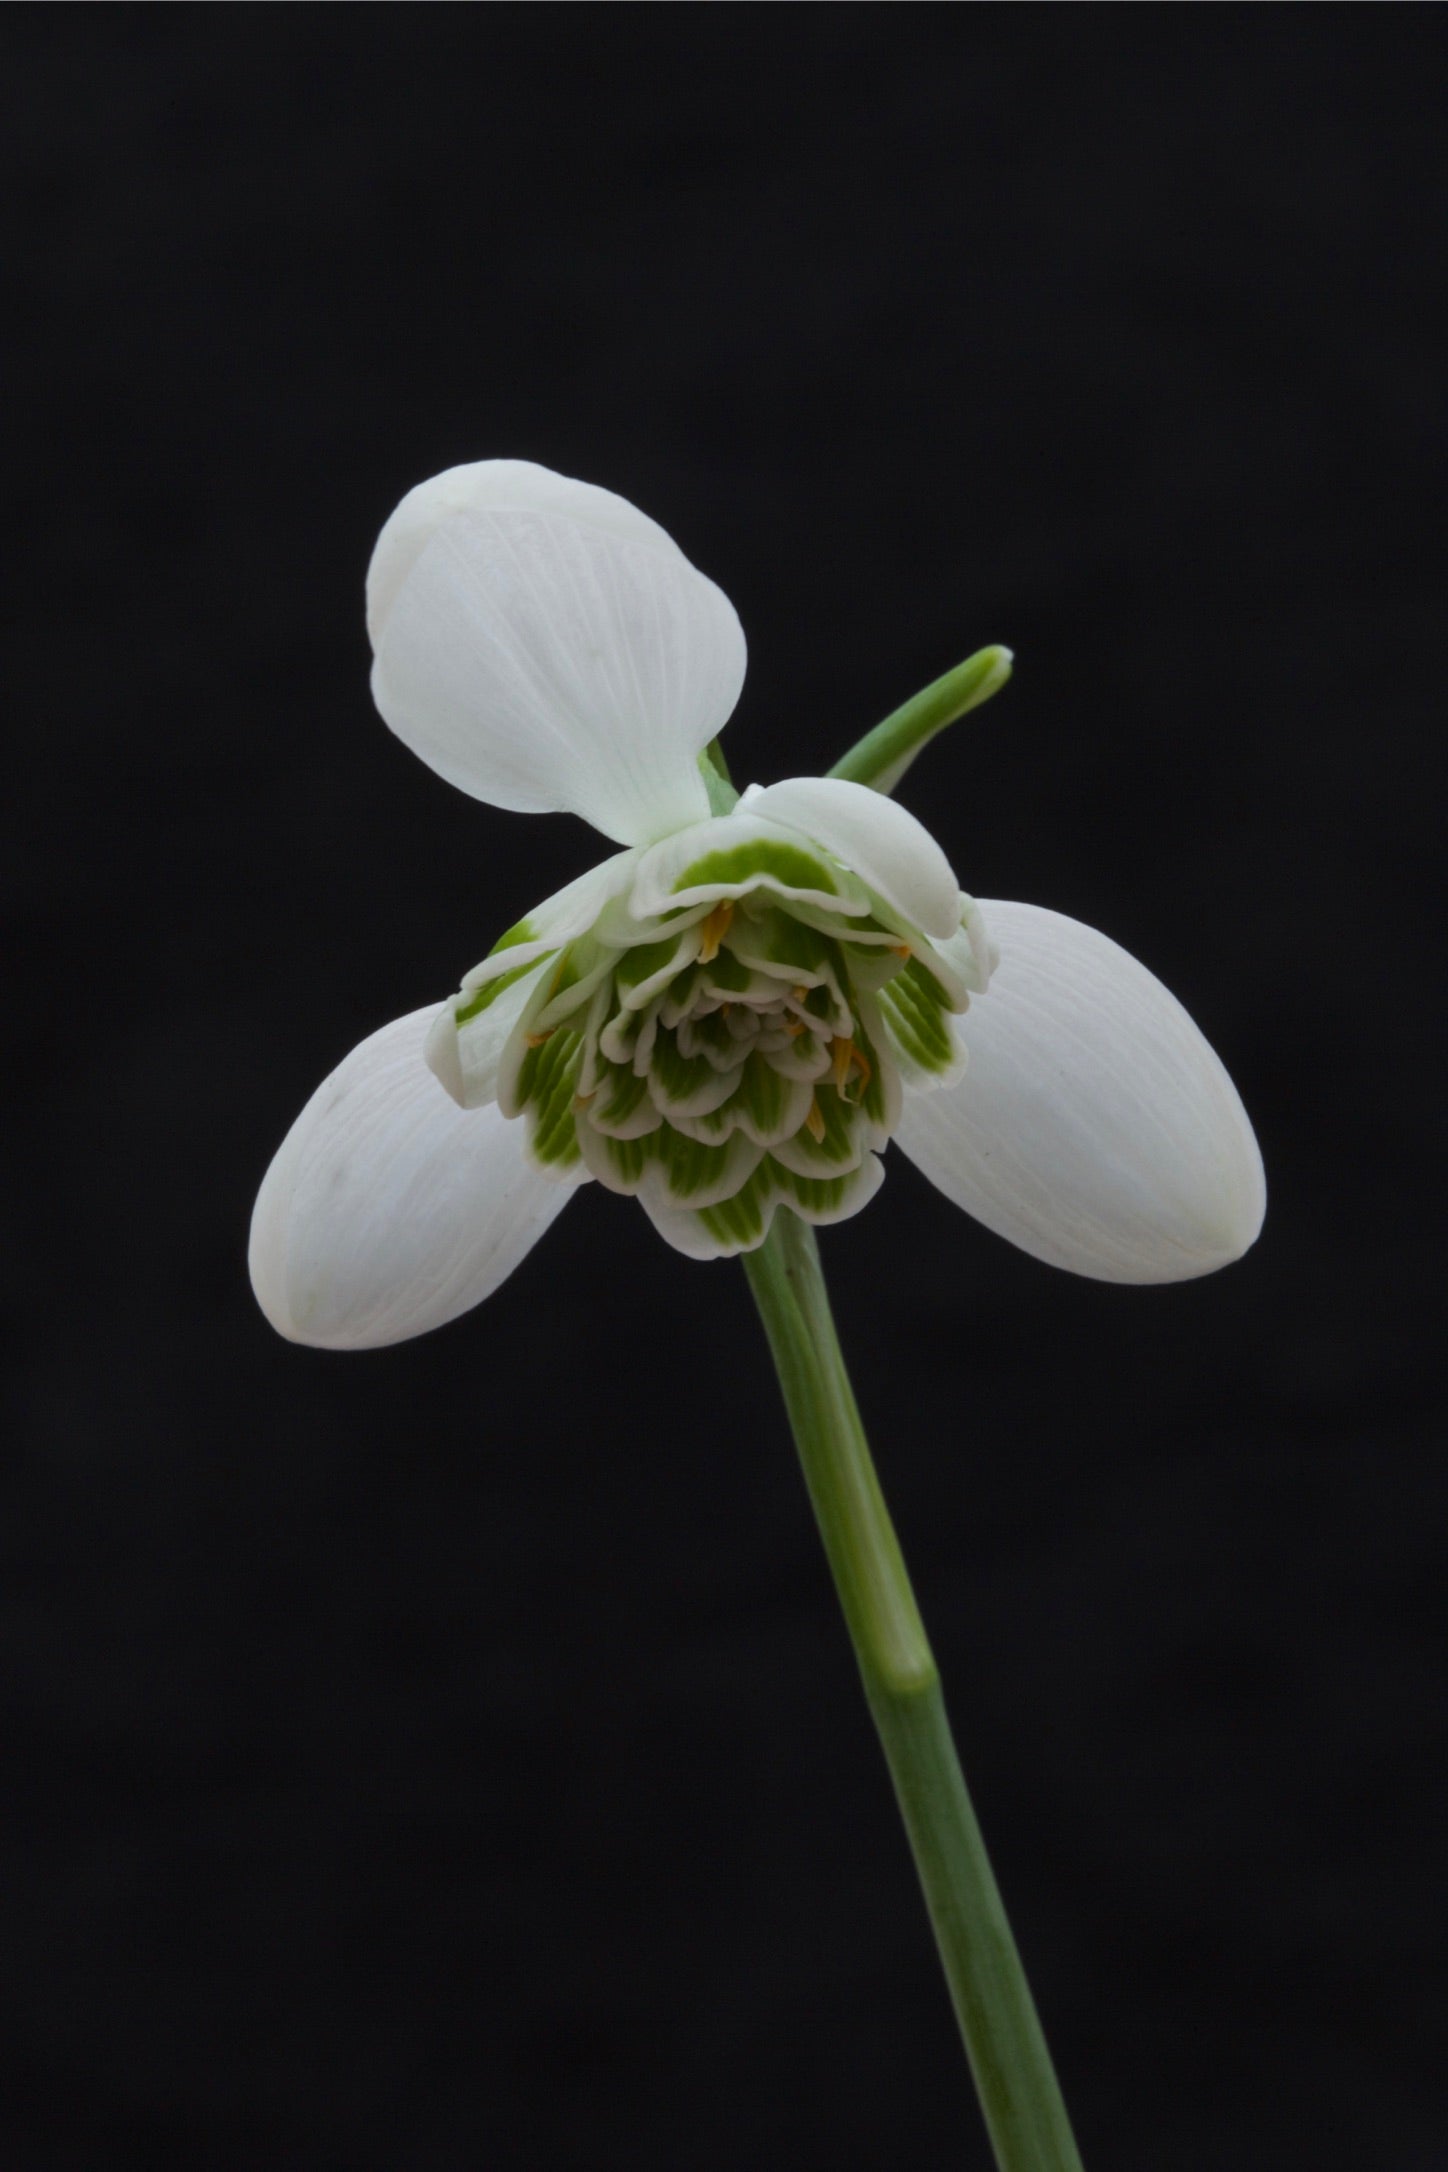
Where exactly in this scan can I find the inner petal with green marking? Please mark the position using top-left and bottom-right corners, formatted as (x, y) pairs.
(426, 810), (993, 1259)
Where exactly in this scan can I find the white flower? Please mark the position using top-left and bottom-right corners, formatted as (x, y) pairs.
(250, 461), (1265, 1348)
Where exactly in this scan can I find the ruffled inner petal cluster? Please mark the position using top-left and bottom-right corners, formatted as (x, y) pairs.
(429, 809), (990, 1260)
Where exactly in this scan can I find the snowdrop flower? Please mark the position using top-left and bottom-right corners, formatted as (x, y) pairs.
(250, 462), (1264, 1348)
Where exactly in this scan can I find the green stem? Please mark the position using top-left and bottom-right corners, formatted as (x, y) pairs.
(742, 1211), (1084, 2172)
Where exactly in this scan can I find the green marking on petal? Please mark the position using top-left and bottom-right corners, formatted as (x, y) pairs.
(650, 1028), (730, 1113)
(895, 934), (971, 1012)
(455, 955), (551, 1027)
(598, 1130), (653, 1191)
(531, 939), (621, 1038)
(903, 952), (955, 1019)
(770, 1084), (867, 1179)
(697, 946), (753, 996)
(728, 907), (835, 981)
(488, 917), (537, 956)
(877, 955), (957, 1075)
(851, 1013), (895, 1133)
(736, 1049), (792, 1139)
(777, 1166), (850, 1217)
(615, 934), (679, 990)
(516, 1023), (568, 1115)
(614, 929), (702, 1012)
(654, 1125), (743, 1203)
(588, 1062), (656, 1136)
(675, 1008), (739, 1063)
(673, 839), (842, 898)
(658, 960), (702, 1021)
(547, 944), (590, 1002)
(696, 1162), (773, 1250)
(524, 1026), (585, 1169)
(667, 1097), (742, 1145)
(807, 1087), (860, 1165)
(842, 940), (912, 994)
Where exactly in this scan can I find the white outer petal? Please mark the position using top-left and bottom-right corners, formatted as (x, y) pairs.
(367, 460), (692, 647)
(742, 776), (962, 941)
(250, 1007), (578, 1349)
(895, 901), (1266, 1283)
(369, 495), (746, 847)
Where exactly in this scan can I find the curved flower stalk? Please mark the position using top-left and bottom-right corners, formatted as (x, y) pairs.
(250, 460), (1264, 1349)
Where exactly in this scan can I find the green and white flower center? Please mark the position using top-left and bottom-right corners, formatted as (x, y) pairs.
(426, 813), (993, 1257)
(250, 460), (1266, 1344)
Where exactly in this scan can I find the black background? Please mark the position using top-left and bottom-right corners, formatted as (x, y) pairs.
(6, 9), (1446, 2169)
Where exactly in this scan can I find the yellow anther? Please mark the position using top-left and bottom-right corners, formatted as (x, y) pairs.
(792, 985), (808, 1002)
(891, 944), (912, 960)
(525, 1029), (554, 1049)
(805, 1096), (827, 1144)
(831, 1036), (872, 1103)
(697, 900), (734, 963)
